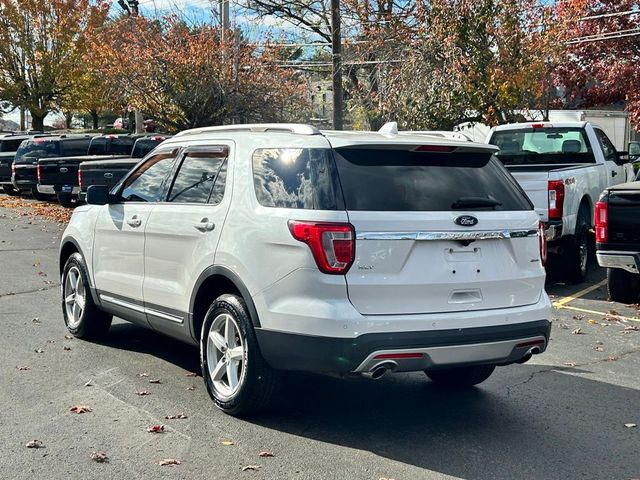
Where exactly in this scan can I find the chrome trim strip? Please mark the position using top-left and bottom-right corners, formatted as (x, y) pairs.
(145, 307), (184, 324)
(356, 229), (538, 241)
(100, 294), (146, 313)
(596, 253), (639, 274)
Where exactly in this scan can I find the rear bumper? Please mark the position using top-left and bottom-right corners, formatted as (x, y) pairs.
(545, 220), (563, 242)
(38, 184), (80, 195)
(596, 251), (640, 274)
(256, 320), (552, 373)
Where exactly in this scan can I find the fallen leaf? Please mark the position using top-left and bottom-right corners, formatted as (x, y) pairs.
(135, 390), (150, 396)
(165, 413), (187, 420)
(587, 319), (597, 325)
(158, 458), (181, 466)
(84, 380), (94, 387)
(624, 326), (639, 331)
(185, 372), (197, 377)
(258, 451), (274, 457)
(608, 309), (619, 316)
(594, 346), (604, 352)
(607, 356), (619, 361)
(186, 386), (196, 391)
(572, 315), (585, 320)
(595, 340), (604, 345)
(34, 348), (44, 353)
(63, 346), (71, 351)
(90, 451), (108, 463)
(147, 425), (165, 433)
(138, 373), (149, 377)
(69, 405), (92, 414)
(242, 465), (261, 472)
(64, 335), (73, 340)
(17, 366), (31, 371)
(599, 322), (610, 327)
(221, 440), (234, 446)
(571, 328), (582, 335)
(558, 323), (569, 330)
(25, 439), (44, 449)
(31, 317), (40, 324)
(563, 362), (577, 367)
(148, 379), (162, 384)
(37, 271), (47, 277)
(624, 423), (637, 428)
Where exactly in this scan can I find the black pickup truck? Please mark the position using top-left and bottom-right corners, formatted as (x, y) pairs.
(77, 135), (170, 202)
(37, 134), (146, 207)
(12, 135), (94, 200)
(0, 133), (46, 195)
(595, 181), (640, 303)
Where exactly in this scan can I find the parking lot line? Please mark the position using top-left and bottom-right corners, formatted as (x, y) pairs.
(553, 280), (607, 307)
(555, 304), (640, 323)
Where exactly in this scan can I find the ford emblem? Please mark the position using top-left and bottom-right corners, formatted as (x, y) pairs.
(59, 167), (68, 173)
(454, 215), (478, 227)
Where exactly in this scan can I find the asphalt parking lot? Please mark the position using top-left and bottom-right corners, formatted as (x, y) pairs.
(1, 200), (639, 480)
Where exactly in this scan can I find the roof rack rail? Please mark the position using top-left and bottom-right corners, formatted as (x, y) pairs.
(175, 123), (321, 137)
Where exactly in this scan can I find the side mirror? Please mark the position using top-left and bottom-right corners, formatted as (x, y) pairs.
(86, 185), (112, 205)
(615, 152), (630, 166)
(628, 141), (640, 157)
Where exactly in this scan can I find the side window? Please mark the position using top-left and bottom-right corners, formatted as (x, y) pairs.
(61, 139), (91, 156)
(252, 148), (342, 209)
(168, 148), (228, 204)
(595, 129), (617, 162)
(120, 151), (176, 202)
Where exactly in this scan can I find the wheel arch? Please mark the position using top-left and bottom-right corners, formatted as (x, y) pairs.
(189, 266), (261, 343)
(59, 237), (100, 304)
(578, 195), (593, 226)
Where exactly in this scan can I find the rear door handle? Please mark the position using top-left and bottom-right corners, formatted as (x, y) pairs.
(127, 215), (142, 228)
(194, 218), (215, 232)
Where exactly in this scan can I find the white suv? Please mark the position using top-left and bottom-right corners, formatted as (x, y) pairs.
(59, 123), (552, 415)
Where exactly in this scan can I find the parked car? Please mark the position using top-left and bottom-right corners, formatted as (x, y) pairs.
(12, 135), (94, 200)
(487, 122), (634, 283)
(77, 135), (171, 203)
(595, 181), (640, 303)
(59, 123), (551, 416)
(37, 134), (145, 207)
(0, 133), (48, 195)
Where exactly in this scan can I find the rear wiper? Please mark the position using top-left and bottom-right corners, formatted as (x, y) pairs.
(451, 196), (502, 209)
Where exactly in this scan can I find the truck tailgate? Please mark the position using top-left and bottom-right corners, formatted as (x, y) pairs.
(80, 159), (138, 191)
(507, 170), (548, 222)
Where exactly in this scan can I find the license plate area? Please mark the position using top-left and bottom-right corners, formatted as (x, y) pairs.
(62, 185), (73, 193)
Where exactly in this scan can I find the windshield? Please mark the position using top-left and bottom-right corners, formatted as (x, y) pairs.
(14, 139), (60, 164)
(332, 148), (531, 211)
(490, 127), (595, 165)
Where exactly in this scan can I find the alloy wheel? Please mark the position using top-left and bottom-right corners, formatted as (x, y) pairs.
(206, 313), (246, 398)
(64, 266), (85, 328)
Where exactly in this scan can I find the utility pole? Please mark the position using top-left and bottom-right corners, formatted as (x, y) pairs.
(331, 0), (343, 130)
(220, 0), (230, 42)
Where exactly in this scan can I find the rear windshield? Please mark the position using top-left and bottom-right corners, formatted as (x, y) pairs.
(131, 138), (165, 158)
(0, 138), (25, 153)
(14, 139), (61, 163)
(490, 127), (595, 165)
(333, 148), (532, 211)
(88, 137), (135, 155)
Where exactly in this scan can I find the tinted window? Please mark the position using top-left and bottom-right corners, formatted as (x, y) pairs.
(594, 129), (617, 162)
(252, 148), (342, 209)
(60, 138), (91, 156)
(168, 150), (227, 204)
(0, 139), (24, 152)
(490, 128), (595, 165)
(131, 138), (167, 158)
(14, 139), (61, 163)
(121, 151), (176, 202)
(88, 137), (134, 155)
(333, 149), (531, 211)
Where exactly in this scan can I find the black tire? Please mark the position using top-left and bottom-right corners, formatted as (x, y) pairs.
(565, 209), (590, 284)
(607, 268), (640, 304)
(57, 192), (76, 208)
(2, 184), (20, 196)
(200, 294), (279, 416)
(31, 187), (53, 201)
(425, 364), (496, 387)
(61, 252), (112, 339)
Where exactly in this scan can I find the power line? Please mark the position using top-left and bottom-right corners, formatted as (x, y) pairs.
(580, 9), (637, 22)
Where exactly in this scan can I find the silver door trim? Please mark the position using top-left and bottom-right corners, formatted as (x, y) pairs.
(100, 294), (184, 323)
(145, 307), (184, 324)
(356, 229), (538, 241)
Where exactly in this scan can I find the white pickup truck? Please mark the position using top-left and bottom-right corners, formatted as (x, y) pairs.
(487, 121), (634, 283)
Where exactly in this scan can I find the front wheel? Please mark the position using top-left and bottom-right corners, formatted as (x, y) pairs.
(62, 252), (112, 339)
(607, 268), (640, 304)
(201, 294), (279, 416)
(425, 364), (496, 387)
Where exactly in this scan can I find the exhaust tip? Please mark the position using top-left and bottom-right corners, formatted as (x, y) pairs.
(364, 361), (397, 380)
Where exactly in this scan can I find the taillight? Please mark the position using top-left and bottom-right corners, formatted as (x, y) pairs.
(548, 180), (565, 220)
(36, 162), (41, 182)
(595, 201), (608, 243)
(288, 221), (355, 274)
(78, 168), (83, 188)
(538, 221), (547, 265)
(414, 145), (456, 153)
(11, 162), (16, 174)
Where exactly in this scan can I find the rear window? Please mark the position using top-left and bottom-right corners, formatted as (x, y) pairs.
(0, 138), (24, 152)
(14, 140), (61, 164)
(333, 149), (531, 211)
(88, 137), (134, 155)
(490, 128), (595, 165)
(252, 148), (343, 209)
(131, 138), (165, 158)
(60, 138), (91, 156)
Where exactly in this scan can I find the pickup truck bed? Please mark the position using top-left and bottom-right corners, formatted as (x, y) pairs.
(595, 181), (640, 302)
